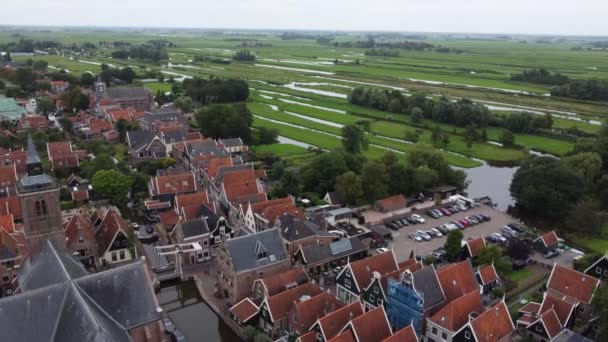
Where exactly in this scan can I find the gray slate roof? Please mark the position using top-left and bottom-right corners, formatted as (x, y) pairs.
(412, 265), (445, 310)
(220, 138), (244, 147)
(127, 129), (156, 151)
(0, 240), (161, 342)
(280, 218), (333, 242)
(300, 237), (366, 265)
(214, 164), (252, 183)
(551, 329), (594, 342)
(106, 87), (150, 99)
(186, 140), (229, 158)
(180, 217), (210, 238)
(224, 228), (287, 273)
(26, 134), (40, 165)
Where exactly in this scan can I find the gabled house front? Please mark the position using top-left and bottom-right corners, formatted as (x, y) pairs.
(95, 209), (135, 266)
(584, 253), (608, 280)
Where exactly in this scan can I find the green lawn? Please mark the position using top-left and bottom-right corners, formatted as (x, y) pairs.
(143, 81), (171, 93)
(568, 234), (608, 254)
(507, 268), (534, 283)
(253, 144), (312, 157)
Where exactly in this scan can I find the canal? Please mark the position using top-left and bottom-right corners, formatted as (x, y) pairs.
(158, 281), (242, 342)
(457, 163), (518, 212)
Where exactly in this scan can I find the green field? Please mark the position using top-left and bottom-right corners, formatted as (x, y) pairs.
(3, 28), (605, 167)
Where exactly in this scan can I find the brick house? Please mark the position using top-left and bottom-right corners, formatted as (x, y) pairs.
(288, 292), (343, 336)
(533, 231), (560, 253)
(338, 306), (393, 342)
(46, 141), (87, 170)
(425, 290), (482, 342)
(251, 268), (309, 300)
(373, 195), (408, 213)
(436, 260), (480, 304)
(217, 228), (290, 305)
(546, 264), (600, 319)
(309, 301), (364, 342)
(95, 209), (135, 266)
(64, 213), (97, 267)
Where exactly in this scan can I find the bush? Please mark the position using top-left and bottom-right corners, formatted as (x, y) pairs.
(61, 201), (77, 210)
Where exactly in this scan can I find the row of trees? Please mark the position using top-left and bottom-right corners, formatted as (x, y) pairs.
(365, 49), (400, 57)
(232, 49), (256, 62)
(182, 77), (249, 104)
(111, 44), (169, 61)
(510, 68), (570, 85)
(551, 79), (608, 101)
(196, 103), (253, 143)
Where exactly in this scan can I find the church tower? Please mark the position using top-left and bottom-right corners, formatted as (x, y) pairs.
(17, 135), (64, 249)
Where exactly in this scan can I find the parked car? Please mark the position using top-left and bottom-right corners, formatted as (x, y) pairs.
(506, 223), (525, 233)
(456, 204), (468, 211)
(465, 216), (480, 224)
(472, 215), (485, 222)
(430, 248), (446, 260)
(501, 226), (519, 238)
(411, 214), (426, 224)
(437, 225), (450, 234)
(426, 210), (438, 219)
(448, 205), (460, 213)
(163, 318), (175, 333)
(458, 219), (470, 228)
(452, 221), (464, 230)
(439, 208), (452, 216)
(479, 214), (492, 222)
(416, 230), (431, 241)
(171, 329), (186, 342)
(393, 220), (403, 228)
(399, 218), (409, 226)
(544, 250), (560, 259)
(409, 232), (423, 242)
(376, 247), (389, 254)
(387, 223), (399, 231)
(489, 233), (508, 244)
(431, 209), (443, 218)
(431, 228), (443, 237)
(406, 216), (419, 225)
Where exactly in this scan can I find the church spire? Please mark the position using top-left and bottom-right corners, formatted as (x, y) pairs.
(26, 134), (42, 176)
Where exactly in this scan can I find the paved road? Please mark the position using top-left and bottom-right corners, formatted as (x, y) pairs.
(385, 204), (518, 262)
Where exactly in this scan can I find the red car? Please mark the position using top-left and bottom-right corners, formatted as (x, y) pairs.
(439, 208), (452, 216)
(459, 219), (470, 227)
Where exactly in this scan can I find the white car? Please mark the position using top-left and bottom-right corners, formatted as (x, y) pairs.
(376, 248), (389, 254)
(431, 228), (443, 237)
(409, 232), (423, 242)
(416, 230), (431, 241)
(411, 214), (426, 224)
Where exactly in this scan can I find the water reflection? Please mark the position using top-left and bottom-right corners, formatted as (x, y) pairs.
(158, 281), (241, 342)
(456, 163), (518, 211)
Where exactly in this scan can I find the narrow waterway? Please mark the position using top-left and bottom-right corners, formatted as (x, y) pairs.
(158, 281), (241, 342)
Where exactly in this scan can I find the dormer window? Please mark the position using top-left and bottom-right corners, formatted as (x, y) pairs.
(257, 251), (267, 259)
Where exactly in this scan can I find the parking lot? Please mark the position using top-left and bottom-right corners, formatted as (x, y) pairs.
(385, 204), (516, 261)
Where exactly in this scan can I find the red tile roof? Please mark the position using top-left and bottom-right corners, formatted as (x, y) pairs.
(317, 302), (364, 341)
(222, 169), (261, 202)
(328, 331), (356, 342)
(47, 141), (84, 169)
(347, 306), (392, 342)
(380, 259), (424, 290)
(437, 260), (479, 303)
(478, 264), (499, 285)
(539, 293), (576, 326)
(144, 200), (172, 210)
(250, 197), (293, 214)
(0, 214), (14, 233)
(519, 302), (541, 315)
(18, 116), (49, 130)
(0, 150), (26, 175)
(430, 290), (482, 331)
(349, 252), (399, 291)
(229, 298), (259, 323)
(152, 172), (198, 196)
(470, 302), (514, 342)
(265, 282), (323, 322)
(64, 214), (95, 249)
(292, 292), (343, 332)
(382, 324), (418, 342)
(260, 203), (301, 223)
(466, 237), (486, 258)
(297, 331), (317, 342)
(547, 264), (600, 304)
(159, 210), (179, 227)
(537, 309), (562, 339)
(374, 195), (407, 212)
(259, 268), (308, 297)
(175, 191), (209, 212)
(0, 164), (17, 187)
(107, 108), (134, 122)
(88, 118), (113, 134)
(71, 190), (90, 202)
(206, 157), (233, 178)
(95, 209), (129, 254)
(0, 193), (21, 220)
(537, 231), (559, 247)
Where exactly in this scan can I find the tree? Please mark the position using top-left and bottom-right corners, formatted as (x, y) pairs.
(255, 127), (278, 145)
(505, 239), (532, 261)
(477, 245), (511, 276)
(511, 157), (585, 222)
(80, 72), (95, 87)
(60, 87), (90, 112)
(91, 169), (133, 206)
(336, 171), (364, 205)
(565, 198), (604, 234)
(173, 96), (193, 113)
(276, 170), (300, 197)
(592, 284), (608, 341)
(444, 230), (463, 262)
(80, 154), (115, 179)
(597, 174), (608, 210)
(58, 117), (73, 132)
(116, 119), (139, 142)
(388, 98), (402, 113)
(341, 124), (369, 154)
(118, 67), (136, 83)
(404, 129), (420, 143)
(415, 165), (439, 188)
(300, 153), (347, 194)
(32, 60), (48, 71)
(233, 49), (256, 62)
(196, 103), (252, 142)
(410, 107), (424, 123)
(463, 125), (478, 149)
(361, 161), (388, 202)
(15, 67), (36, 91)
(499, 130), (515, 148)
(563, 152), (602, 184)
(36, 97), (55, 117)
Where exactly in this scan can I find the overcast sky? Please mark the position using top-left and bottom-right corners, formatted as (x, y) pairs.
(3, 0), (607, 36)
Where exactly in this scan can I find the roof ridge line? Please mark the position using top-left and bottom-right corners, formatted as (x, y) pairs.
(73, 280), (128, 330)
(48, 283), (71, 342)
